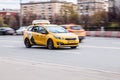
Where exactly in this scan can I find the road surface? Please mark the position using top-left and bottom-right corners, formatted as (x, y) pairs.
(0, 36), (120, 80)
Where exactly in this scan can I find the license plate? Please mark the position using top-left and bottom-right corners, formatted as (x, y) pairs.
(68, 40), (75, 43)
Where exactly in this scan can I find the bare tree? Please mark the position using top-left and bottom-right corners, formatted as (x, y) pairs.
(60, 4), (79, 24)
(0, 16), (4, 27)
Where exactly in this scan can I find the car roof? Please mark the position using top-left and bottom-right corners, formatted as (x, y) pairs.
(0, 27), (14, 30)
(30, 24), (58, 27)
(61, 24), (81, 28)
(61, 24), (80, 26)
(32, 20), (50, 25)
(26, 24), (59, 29)
(44, 24), (58, 27)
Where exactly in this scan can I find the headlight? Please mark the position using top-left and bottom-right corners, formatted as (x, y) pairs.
(54, 36), (64, 40)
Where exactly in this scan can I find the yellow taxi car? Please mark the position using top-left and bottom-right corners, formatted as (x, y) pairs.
(23, 25), (79, 49)
(61, 24), (86, 42)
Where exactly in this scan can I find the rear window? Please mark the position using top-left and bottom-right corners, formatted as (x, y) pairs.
(70, 26), (83, 30)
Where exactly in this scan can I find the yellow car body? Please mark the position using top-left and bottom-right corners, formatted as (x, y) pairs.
(23, 25), (79, 49)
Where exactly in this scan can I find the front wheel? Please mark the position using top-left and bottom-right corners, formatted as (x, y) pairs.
(47, 39), (54, 50)
(71, 46), (77, 49)
(79, 39), (82, 43)
(24, 39), (32, 48)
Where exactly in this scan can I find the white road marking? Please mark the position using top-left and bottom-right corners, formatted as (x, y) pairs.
(0, 57), (120, 75)
(0, 40), (22, 43)
(81, 45), (120, 50)
(55, 50), (81, 54)
(112, 42), (120, 44)
(2, 45), (17, 48)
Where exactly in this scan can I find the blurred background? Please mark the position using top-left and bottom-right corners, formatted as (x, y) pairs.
(0, 0), (120, 31)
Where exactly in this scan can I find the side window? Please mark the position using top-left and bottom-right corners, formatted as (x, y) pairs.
(30, 26), (47, 33)
(27, 26), (33, 31)
(31, 26), (39, 32)
(39, 26), (45, 33)
(38, 26), (46, 33)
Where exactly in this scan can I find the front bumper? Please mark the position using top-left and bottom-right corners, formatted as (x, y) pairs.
(54, 39), (79, 48)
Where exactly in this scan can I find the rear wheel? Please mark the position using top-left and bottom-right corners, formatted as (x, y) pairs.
(2, 32), (6, 35)
(24, 38), (32, 48)
(47, 39), (54, 50)
(71, 46), (77, 49)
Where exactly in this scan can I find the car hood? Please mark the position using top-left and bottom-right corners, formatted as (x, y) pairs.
(53, 33), (78, 38)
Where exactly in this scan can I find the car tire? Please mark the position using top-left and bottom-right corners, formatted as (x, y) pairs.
(24, 38), (32, 48)
(71, 46), (77, 49)
(47, 39), (54, 50)
(79, 39), (82, 43)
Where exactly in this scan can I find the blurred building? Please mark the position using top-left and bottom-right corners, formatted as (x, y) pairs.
(77, 0), (115, 16)
(21, 0), (77, 21)
(115, 0), (120, 7)
(0, 9), (19, 16)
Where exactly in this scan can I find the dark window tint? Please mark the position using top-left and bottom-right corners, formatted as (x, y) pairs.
(61, 26), (67, 29)
(31, 26), (46, 33)
(37, 26), (46, 33)
(31, 26), (39, 32)
(70, 26), (83, 30)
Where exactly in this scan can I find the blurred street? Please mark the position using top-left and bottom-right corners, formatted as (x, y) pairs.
(0, 0), (120, 79)
(0, 36), (120, 80)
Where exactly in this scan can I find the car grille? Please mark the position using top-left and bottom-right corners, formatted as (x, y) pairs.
(65, 38), (76, 40)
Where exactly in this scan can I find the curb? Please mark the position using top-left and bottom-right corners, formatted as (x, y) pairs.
(86, 31), (120, 38)
(118, 32), (120, 38)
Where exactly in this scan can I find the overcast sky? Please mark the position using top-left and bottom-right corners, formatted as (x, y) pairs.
(0, 0), (77, 9)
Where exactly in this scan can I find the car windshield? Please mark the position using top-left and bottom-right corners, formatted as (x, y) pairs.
(70, 26), (83, 30)
(45, 26), (68, 33)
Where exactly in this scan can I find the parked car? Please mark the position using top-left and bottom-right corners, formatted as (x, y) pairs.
(0, 27), (15, 35)
(23, 24), (79, 49)
(16, 26), (27, 35)
(61, 24), (86, 42)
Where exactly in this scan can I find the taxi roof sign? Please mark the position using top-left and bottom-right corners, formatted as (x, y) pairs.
(32, 20), (50, 25)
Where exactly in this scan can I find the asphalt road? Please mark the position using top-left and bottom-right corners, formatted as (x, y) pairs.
(0, 36), (120, 73)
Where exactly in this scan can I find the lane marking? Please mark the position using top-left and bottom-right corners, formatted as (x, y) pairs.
(81, 45), (120, 50)
(112, 42), (120, 44)
(2, 45), (17, 48)
(0, 57), (120, 75)
(54, 50), (81, 54)
(0, 40), (22, 43)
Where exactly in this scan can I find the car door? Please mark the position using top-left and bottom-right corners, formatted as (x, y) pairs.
(31, 26), (42, 45)
(37, 26), (48, 46)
